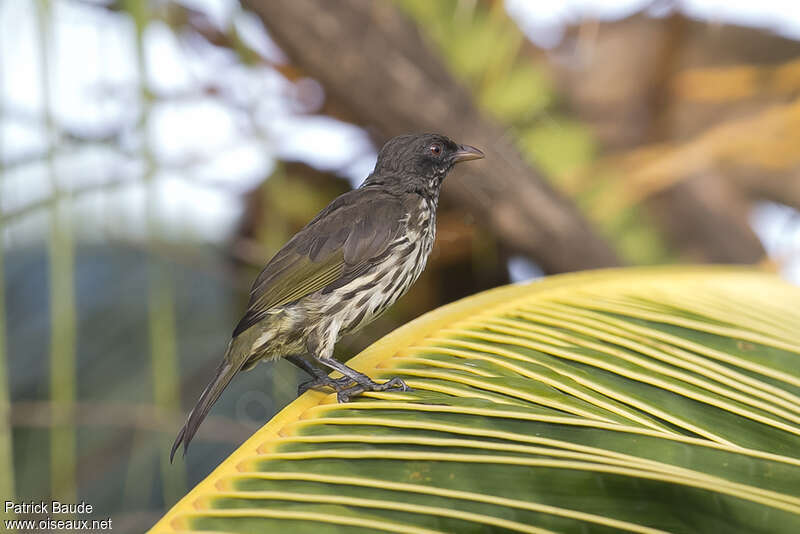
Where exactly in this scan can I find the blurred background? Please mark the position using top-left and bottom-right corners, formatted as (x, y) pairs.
(3, 0), (800, 530)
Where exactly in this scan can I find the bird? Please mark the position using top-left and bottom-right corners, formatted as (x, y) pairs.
(170, 133), (484, 461)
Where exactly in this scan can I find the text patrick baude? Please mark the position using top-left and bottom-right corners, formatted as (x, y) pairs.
(6, 501), (95, 514)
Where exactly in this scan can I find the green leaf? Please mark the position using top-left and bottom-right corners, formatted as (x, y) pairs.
(150, 267), (800, 533)
(518, 119), (596, 177)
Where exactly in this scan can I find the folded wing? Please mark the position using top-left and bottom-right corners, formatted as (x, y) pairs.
(233, 188), (406, 336)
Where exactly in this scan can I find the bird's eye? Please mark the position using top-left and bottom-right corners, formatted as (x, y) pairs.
(429, 143), (442, 156)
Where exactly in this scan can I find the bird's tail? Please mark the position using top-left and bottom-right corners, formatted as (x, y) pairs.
(170, 334), (254, 462)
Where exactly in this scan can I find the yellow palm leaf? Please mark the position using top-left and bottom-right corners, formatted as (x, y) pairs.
(151, 267), (800, 533)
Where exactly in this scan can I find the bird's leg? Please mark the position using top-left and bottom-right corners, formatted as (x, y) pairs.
(286, 354), (353, 396)
(285, 354), (325, 379)
(314, 357), (408, 403)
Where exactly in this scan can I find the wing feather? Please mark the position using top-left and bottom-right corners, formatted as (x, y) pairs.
(232, 188), (406, 336)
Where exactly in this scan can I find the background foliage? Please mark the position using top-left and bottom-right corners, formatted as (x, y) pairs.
(2, 0), (800, 531)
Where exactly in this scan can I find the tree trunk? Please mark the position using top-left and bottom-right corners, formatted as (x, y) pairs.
(241, 0), (620, 273)
(648, 174), (765, 263)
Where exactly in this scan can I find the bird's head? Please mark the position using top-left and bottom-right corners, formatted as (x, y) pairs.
(365, 133), (484, 197)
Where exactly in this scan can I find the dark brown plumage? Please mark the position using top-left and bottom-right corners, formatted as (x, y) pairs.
(171, 133), (483, 461)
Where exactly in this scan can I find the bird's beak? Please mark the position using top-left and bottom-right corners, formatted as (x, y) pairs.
(452, 144), (485, 163)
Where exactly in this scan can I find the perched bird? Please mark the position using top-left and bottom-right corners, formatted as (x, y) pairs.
(171, 133), (484, 461)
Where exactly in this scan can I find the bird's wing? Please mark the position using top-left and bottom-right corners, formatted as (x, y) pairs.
(232, 188), (407, 336)
(172, 189), (409, 460)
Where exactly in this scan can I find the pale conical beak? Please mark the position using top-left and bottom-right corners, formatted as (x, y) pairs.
(452, 144), (485, 163)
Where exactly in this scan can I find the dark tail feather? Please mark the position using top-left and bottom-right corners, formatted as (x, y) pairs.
(170, 338), (253, 462)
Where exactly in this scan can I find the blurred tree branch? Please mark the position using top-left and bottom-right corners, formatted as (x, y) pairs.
(548, 13), (800, 263)
(240, 0), (620, 273)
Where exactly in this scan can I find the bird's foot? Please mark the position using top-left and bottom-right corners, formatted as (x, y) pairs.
(297, 375), (354, 396)
(336, 377), (409, 403)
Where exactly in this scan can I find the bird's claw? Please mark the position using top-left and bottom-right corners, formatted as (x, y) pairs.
(382, 377), (409, 392)
(336, 377), (409, 403)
